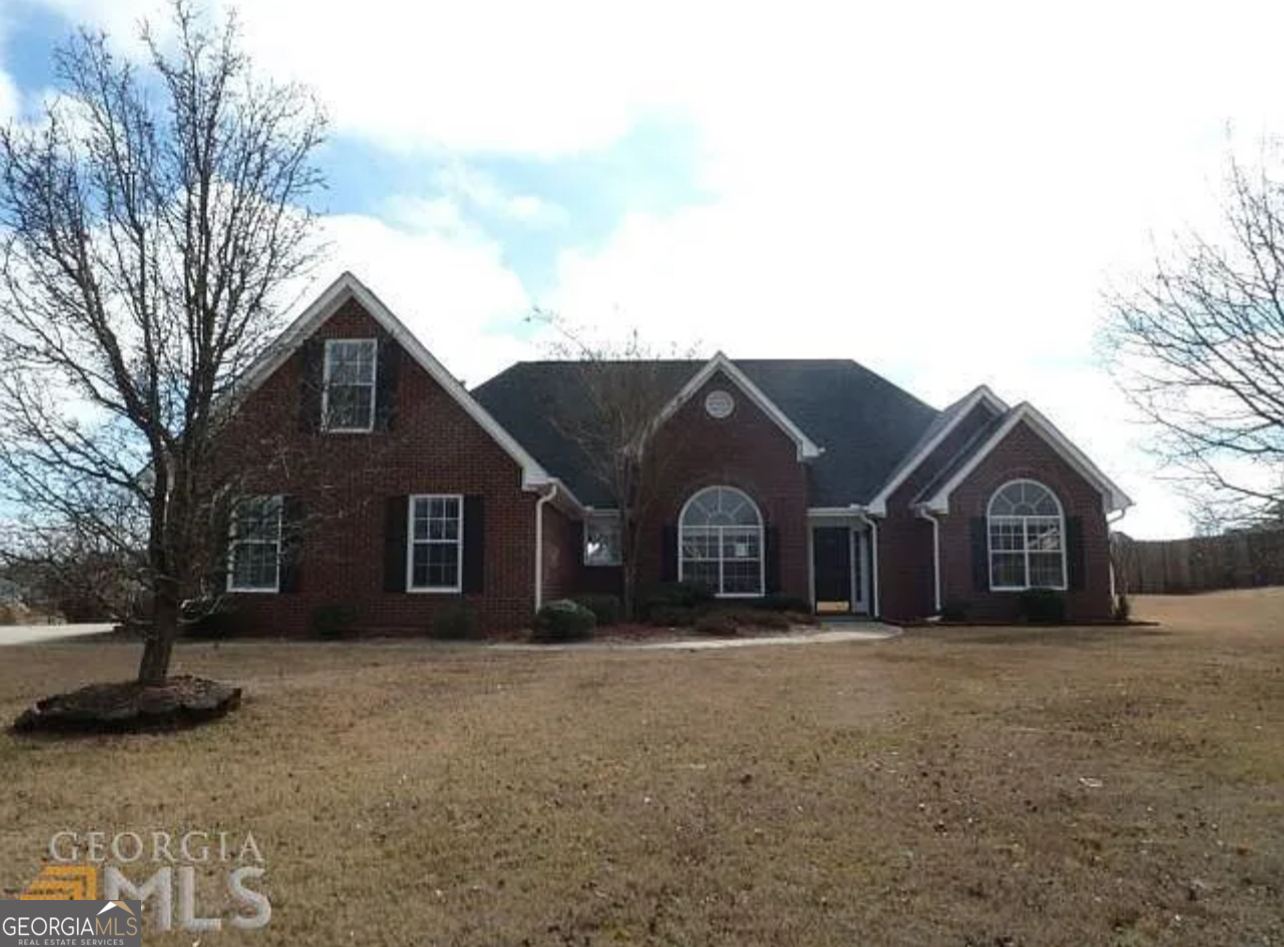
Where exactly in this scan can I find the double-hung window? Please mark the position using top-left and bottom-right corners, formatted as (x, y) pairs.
(679, 485), (764, 596)
(584, 513), (623, 566)
(323, 339), (377, 431)
(228, 495), (283, 592)
(987, 479), (1066, 590)
(408, 495), (463, 592)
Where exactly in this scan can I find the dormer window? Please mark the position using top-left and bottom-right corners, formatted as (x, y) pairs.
(323, 339), (377, 431)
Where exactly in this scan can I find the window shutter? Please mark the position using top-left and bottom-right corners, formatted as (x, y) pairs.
(462, 495), (485, 593)
(298, 338), (324, 432)
(661, 525), (678, 582)
(374, 335), (400, 432)
(384, 496), (408, 593)
(764, 525), (781, 593)
(1066, 516), (1085, 591)
(971, 517), (989, 591)
(279, 496), (304, 593)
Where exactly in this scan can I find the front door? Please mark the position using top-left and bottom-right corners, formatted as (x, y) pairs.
(813, 526), (853, 612)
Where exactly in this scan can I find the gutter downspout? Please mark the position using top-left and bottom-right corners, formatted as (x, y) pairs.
(916, 507), (943, 615)
(534, 483), (559, 614)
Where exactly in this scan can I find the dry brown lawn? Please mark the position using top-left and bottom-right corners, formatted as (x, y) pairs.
(1, 590), (1282, 946)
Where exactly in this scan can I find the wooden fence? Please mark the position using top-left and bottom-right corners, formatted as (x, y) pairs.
(1113, 528), (1284, 594)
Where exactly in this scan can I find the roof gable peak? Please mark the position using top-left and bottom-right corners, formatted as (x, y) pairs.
(651, 352), (823, 461)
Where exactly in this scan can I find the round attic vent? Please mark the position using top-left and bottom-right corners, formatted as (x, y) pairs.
(704, 389), (735, 419)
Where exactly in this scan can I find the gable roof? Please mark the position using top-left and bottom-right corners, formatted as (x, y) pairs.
(471, 358), (938, 508)
(866, 385), (1008, 515)
(652, 352), (823, 461)
(231, 272), (561, 495)
(916, 403), (1133, 514)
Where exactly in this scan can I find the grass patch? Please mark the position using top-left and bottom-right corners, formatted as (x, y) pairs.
(0, 591), (1282, 944)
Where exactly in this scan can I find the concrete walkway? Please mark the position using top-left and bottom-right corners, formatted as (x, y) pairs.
(495, 623), (900, 652)
(0, 623), (117, 647)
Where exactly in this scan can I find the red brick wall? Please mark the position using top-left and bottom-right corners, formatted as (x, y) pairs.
(878, 402), (1001, 620)
(635, 372), (810, 599)
(218, 297), (539, 635)
(938, 421), (1113, 621)
(540, 503), (581, 604)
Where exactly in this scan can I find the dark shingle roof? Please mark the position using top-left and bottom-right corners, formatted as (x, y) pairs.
(471, 358), (939, 508)
(912, 408), (1014, 506)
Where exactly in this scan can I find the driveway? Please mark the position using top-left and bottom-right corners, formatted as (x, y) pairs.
(0, 623), (117, 646)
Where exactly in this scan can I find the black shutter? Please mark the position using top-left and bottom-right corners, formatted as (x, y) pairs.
(374, 335), (400, 432)
(384, 496), (408, 593)
(1066, 516), (1085, 591)
(661, 525), (678, 582)
(764, 525), (781, 593)
(462, 496), (485, 593)
(298, 338), (324, 432)
(279, 496), (304, 593)
(971, 517), (989, 591)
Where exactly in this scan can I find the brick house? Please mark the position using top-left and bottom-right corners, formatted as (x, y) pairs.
(220, 273), (1132, 635)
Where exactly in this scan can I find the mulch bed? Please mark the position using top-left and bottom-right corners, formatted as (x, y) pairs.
(10, 675), (241, 735)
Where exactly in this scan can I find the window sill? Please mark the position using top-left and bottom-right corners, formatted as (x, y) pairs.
(989, 586), (1069, 593)
(406, 587), (464, 595)
(227, 586), (280, 594)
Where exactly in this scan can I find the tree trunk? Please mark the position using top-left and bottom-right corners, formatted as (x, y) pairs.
(622, 564), (637, 622)
(137, 583), (179, 685)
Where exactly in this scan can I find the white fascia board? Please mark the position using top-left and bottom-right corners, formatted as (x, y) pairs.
(867, 385), (1008, 516)
(921, 403), (1134, 515)
(653, 352), (823, 461)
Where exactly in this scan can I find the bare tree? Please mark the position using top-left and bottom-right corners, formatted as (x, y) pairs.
(1104, 155), (1284, 530)
(0, 1), (326, 683)
(533, 314), (698, 619)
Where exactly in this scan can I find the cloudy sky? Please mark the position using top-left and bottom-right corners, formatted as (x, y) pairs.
(4, 0), (1281, 538)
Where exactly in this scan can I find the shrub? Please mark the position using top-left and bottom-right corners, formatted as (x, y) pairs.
(430, 603), (480, 641)
(1018, 588), (1067, 624)
(309, 603), (360, 640)
(746, 609), (793, 630)
(647, 605), (699, 628)
(751, 593), (813, 613)
(573, 594), (621, 627)
(182, 599), (240, 639)
(532, 599), (596, 642)
(1113, 594), (1131, 622)
(641, 581), (714, 616)
(939, 599), (970, 622)
(694, 610), (741, 636)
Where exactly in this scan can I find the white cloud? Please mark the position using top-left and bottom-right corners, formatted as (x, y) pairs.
(435, 164), (567, 228)
(0, 68), (17, 123)
(301, 207), (536, 389)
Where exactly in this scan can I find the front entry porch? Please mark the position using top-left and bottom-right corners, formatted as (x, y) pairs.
(809, 520), (870, 615)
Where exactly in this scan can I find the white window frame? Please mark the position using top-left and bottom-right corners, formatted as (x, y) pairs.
(583, 512), (623, 567)
(227, 495), (284, 593)
(987, 479), (1067, 591)
(678, 485), (765, 598)
(406, 494), (464, 593)
(322, 338), (378, 433)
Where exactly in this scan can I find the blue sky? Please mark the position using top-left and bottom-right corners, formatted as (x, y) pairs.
(4, 0), (1283, 539)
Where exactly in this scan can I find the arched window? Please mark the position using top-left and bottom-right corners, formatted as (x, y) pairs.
(987, 479), (1066, 590)
(679, 486), (763, 596)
